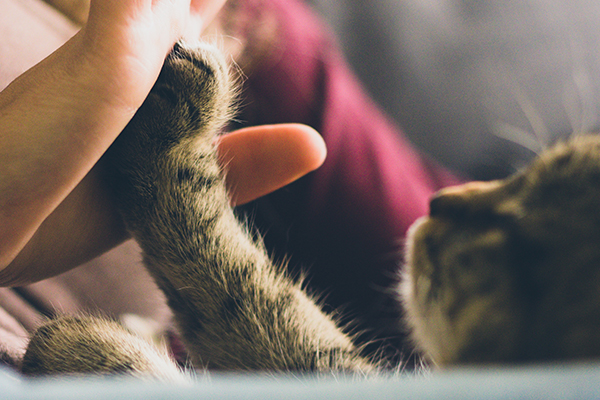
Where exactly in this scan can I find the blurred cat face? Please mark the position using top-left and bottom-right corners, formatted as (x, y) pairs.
(402, 135), (600, 365)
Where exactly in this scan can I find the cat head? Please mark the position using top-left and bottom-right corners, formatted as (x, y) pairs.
(402, 134), (600, 366)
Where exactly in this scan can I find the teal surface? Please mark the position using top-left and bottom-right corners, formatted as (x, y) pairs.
(2, 362), (599, 399)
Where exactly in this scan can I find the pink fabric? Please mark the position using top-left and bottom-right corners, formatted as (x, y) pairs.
(0, 0), (77, 91)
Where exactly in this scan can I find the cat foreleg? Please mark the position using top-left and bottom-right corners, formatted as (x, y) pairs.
(106, 42), (374, 373)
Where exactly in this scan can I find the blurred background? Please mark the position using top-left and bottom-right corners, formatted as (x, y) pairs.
(308, 0), (600, 180)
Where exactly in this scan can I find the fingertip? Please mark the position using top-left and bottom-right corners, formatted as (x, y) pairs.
(219, 123), (327, 177)
(283, 123), (327, 174)
(217, 123), (328, 206)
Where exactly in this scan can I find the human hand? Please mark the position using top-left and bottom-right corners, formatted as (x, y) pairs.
(0, 0), (327, 287)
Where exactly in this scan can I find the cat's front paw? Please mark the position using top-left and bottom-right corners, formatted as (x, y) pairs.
(115, 41), (234, 157)
(148, 41), (234, 144)
(104, 42), (234, 226)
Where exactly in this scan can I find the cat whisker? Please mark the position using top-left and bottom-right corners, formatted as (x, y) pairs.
(559, 10), (599, 137)
(492, 122), (543, 155)
(488, 62), (548, 154)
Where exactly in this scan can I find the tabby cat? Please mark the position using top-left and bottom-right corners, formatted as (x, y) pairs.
(18, 42), (600, 379)
(401, 135), (600, 366)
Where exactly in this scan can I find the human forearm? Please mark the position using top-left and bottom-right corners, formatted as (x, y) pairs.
(0, 163), (129, 287)
(0, 31), (138, 270)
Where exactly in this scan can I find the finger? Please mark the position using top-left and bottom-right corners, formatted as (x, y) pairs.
(186, 0), (227, 37)
(189, 0), (227, 21)
(217, 124), (327, 206)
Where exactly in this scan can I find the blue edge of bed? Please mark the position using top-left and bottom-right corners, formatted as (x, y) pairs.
(2, 361), (599, 399)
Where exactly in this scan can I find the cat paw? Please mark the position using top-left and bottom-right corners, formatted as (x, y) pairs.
(104, 42), (234, 218)
(148, 41), (234, 143)
(21, 316), (184, 381)
(109, 41), (234, 166)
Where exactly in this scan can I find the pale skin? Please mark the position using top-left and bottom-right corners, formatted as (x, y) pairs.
(0, 0), (326, 286)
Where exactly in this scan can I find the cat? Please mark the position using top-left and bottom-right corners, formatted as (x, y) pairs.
(401, 135), (600, 366)
(16, 41), (600, 379)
